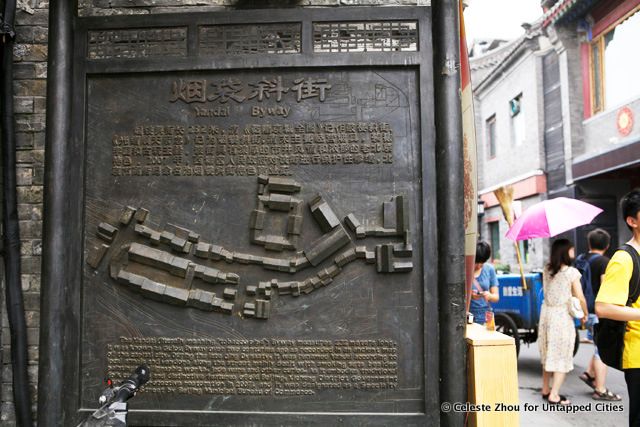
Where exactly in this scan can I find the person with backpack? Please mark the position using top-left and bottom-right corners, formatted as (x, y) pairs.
(576, 228), (621, 401)
(595, 189), (640, 427)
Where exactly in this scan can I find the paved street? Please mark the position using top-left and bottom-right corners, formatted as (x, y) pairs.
(518, 330), (628, 426)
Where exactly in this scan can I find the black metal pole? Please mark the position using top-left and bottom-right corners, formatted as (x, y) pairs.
(38, 0), (75, 424)
(433, 1), (467, 426)
(1, 0), (34, 424)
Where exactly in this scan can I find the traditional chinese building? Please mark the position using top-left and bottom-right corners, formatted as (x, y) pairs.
(541, 0), (640, 254)
(471, 0), (640, 273)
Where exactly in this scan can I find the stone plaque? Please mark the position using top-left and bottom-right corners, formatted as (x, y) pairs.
(65, 7), (436, 425)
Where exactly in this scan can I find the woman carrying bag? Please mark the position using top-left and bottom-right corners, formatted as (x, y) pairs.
(538, 239), (588, 405)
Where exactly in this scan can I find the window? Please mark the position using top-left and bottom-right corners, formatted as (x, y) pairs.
(509, 94), (524, 146)
(486, 115), (496, 158)
(591, 8), (640, 113)
(489, 222), (500, 261)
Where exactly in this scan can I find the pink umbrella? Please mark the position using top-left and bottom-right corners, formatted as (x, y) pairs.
(505, 197), (603, 241)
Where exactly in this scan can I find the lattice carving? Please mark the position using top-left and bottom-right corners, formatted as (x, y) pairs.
(88, 28), (188, 60)
(313, 21), (418, 53)
(199, 24), (301, 55)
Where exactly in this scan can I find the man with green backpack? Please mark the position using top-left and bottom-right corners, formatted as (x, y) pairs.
(596, 189), (640, 427)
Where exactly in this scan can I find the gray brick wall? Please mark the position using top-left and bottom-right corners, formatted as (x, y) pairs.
(474, 51), (545, 188)
(1, 1), (429, 424)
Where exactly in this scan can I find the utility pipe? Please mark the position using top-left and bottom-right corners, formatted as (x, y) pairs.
(433, 1), (467, 426)
(1, 0), (35, 424)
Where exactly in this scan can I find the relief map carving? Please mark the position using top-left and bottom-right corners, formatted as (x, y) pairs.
(88, 176), (413, 320)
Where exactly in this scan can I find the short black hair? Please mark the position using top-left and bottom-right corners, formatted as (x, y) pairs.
(622, 188), (640, 231)
(587, 228), (610, 251)
(475, 241), (492, 264)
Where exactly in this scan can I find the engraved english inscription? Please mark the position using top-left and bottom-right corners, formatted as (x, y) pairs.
(108, 338), (398, 395)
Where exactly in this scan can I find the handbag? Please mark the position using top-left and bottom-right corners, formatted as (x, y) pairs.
(568, 296), (584, 319)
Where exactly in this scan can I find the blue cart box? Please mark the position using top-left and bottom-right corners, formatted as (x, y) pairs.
(490, 272), (580, 357)
(493, 273), (544, 330)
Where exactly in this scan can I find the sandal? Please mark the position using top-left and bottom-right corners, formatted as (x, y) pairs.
(548, 396), (571, 405)
(592, 389), (622, 401)
(542, 393), (566, 401)
(579, 372), (596, 390)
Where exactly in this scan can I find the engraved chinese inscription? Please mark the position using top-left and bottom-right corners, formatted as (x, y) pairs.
(107, 338), (399, 395)
(111, 122), (394, 177)
(170, 77), (331, 104)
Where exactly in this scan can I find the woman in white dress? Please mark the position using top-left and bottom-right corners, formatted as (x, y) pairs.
(538, 238), (588, 405)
